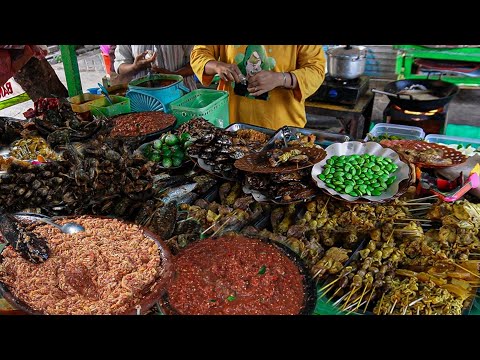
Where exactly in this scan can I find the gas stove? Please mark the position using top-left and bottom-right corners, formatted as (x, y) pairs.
(384, 102), (448, 135)
(308, 75), (370, 106)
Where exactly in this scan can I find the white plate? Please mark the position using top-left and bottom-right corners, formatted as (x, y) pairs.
(311, 141), (410, 202)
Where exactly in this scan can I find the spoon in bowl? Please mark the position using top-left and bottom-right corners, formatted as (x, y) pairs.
(14, 213), (85, 234)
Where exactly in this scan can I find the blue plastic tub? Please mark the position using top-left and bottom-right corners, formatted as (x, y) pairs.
(126, 74), (190, 113)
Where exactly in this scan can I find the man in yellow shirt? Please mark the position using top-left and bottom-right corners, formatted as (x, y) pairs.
(190, 45), (326, 130)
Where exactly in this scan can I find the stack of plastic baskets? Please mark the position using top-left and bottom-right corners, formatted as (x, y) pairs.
(170, 89), (229, 128)
(126, 74), (190, 113)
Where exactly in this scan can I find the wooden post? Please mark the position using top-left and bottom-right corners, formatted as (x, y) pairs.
(60, 45), (82, 97)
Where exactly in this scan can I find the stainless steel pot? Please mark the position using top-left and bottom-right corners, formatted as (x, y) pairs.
(326, 45), (367, 80)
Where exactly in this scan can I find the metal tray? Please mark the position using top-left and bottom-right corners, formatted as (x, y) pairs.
(225, 122), (276, 136)
(243, 184), (318, 205)
(265, 126), (350, 150)
(234, 146), (326, 174)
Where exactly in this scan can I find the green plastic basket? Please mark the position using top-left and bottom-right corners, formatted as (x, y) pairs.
(88, 95), (131, 118)
(169, 89), (229, 128)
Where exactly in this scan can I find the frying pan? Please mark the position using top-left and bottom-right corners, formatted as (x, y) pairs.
(372, 79), (459, 112)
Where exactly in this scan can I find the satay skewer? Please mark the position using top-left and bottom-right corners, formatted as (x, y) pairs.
(376, 293), (385, 315)
(345, 300), (367, 315)
(317, 281), (336, 297)
(363, 287), (376, 313)
(408, 207), (433, 212)
(406, 195), (438, 202)
(386, 230), (394, 245)
(402, 294), (410, 315)
(319, 197), (330, 217)
(387, 299), (398, 315)
(401, 203), (436, 206)
(354, 284), (369, 312)
(332, 292), (350, 307)
(447, 261), (480, 280)
(394, 218), (432, 222)
(318, 277), (341, 292)
(210, 216), (235, 237)
(201, 210), (238, 235)
(318, 273), (348, 291)
(327, 287), (343, 303)
(177, 216), (194, 223)
(341, 286), (359, 311)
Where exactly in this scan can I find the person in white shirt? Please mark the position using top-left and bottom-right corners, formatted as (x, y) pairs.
(114, 45), (196, 90)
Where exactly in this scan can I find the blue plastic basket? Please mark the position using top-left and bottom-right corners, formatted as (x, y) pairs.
(126, 74), (190, 113)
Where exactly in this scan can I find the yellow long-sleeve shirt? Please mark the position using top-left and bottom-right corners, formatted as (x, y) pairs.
(190, 45), (326, 130)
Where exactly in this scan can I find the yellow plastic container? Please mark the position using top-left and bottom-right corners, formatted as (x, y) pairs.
(68, 93), (103, 113)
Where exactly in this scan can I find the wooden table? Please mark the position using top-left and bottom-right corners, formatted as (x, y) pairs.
(305, 90), (375, 140)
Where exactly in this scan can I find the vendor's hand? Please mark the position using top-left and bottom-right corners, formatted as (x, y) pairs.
(151, 66), (174, 75)
(213, 61), (243, 83)
(133, 50), (157, 72)
(247, 71), (283, 97)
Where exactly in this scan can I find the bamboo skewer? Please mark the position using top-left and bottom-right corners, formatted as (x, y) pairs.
(354, 284), (369, 312)
(406, 195), (438, 202)
(401, 203), (436, 206)
(333, 292), (350, 307)
(408, 297), (424, 308)
(386, 230), (394, 244)
(388, 299), (398, 315)
(312, 268), (324, 280)
(318, 277), (342, 292)
(341, 287), (359, 311)
(211, 216), (235, 237)
(363, 287), (376, 313)
(328, 287), (343, 303)
(376, 293), (385, 315)
(393, 230), (423, 235)
(408, 207), (433, 212)
(448, 261), (480, 280)
(402, 294), (410, 315)
(319, 197), (330, 218)
(201, 210), (238, 235)
(317, 281), (336, 297)
(345, 300), (367, 315)
(396, 218), (432, 222)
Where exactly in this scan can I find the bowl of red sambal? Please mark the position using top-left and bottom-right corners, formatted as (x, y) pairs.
(159, 235), (317, 315)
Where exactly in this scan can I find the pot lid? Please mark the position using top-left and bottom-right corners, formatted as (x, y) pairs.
(327, 45), (367, 59)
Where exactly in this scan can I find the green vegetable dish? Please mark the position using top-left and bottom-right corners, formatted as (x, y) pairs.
(141, 132), (192, 168)
(317, 154), (398, 197)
